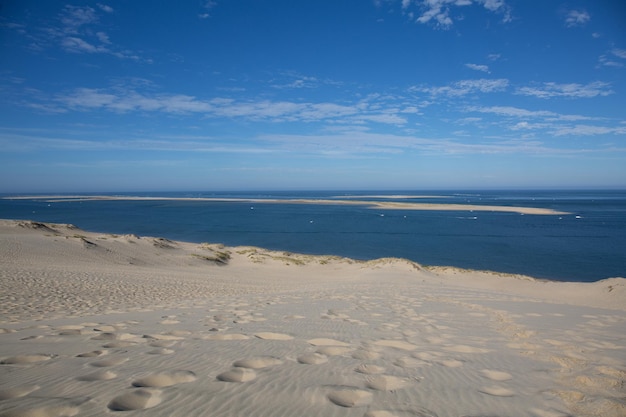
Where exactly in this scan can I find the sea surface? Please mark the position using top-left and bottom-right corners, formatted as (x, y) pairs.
(1, 190), (625, 282)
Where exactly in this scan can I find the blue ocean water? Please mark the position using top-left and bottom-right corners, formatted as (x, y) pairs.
(1, 190), (625, 282)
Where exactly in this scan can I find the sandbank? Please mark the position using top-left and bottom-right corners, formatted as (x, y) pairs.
(2, 195), (570, 215)
(1, 219), (624, 417)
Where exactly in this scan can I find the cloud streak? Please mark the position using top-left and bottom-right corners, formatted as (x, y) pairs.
(515, 82), (613, 99)
(411, 78), (508, 97)
(398, 0), (511, 28)
(3, 126), (596, 158)
(35, 4), (146, 61)
(564, 9), (590, 27)
(49, 88), (407, 125)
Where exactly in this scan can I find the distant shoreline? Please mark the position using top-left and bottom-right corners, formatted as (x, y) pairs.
(2, 195), (570, 215)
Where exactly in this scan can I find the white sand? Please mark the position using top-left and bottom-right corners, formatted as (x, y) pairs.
(2, 195), (569, 215)
(1, 219), (624, 417)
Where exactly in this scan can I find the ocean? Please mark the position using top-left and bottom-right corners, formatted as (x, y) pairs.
(1, 190), (625, 282)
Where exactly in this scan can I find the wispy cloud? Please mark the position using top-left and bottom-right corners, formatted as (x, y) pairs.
(598, 48), (626, 68)
(258, 131), (585, 157)
(199, 1), (218, 19)
(411, 78), (508, 97)
(37, 4), (146, 61)
(467, 105), (624, 137)
(469, 105), (608, 122)
(516, 81), (613, 99)
(552, 125), (626, 137)
(469, 105), (555, 118)
(45, 87), (407, 125)
(399, 0), (510, 28)
(465, 63), (490, 73)
(564, 9), (590, 27)
(60, 5), (99, 32)
(97, 4), (115, 13)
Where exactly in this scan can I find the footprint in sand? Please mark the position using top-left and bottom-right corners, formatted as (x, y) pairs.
(143, 333), (184, 341)
(159, 316), (180, 325)
(132, 370), (197, 387)
(443, 344), (490, 354)
(318, 345), (354, 355)
(412, 351), (442, 361)
(0, 354), (54, 364)
(297, 353), (328, 365)
(108, 388), (162, 411)
(437, 359), (464, 368)
(90, 357), (128, 367)
(201, 333), (250, 341)
(307, 338), (350, 347)
(478, 385), (515, 397)
(365, 375), (410, 391)
(233, 357), (283, 369)
(254, 332), (293, 340)
(101, 341), (136, 348)
(57, 329), (85, 336)
(20, 335), (43, 341)
(0, 384), (39, 400)
(76, 350), (107, 358)
(146, 348), (175, 355)
(91, 332), (135, 341)
(373, 340), (418, 351)
(355, 364), (385, 375)
(480, 369), (513, 381)
(217, 368), (257, 382)
(77, 370), (117, 381)
(93, 325), (118, 332)
(351, 349), (381, 360)
(327, 389), (372, 407)
(148, 340), (177, 348)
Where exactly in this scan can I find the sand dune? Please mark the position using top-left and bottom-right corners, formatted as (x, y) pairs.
(1, 219), (625, 417)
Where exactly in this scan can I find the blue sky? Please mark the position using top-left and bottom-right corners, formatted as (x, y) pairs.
(1, 0), (625, 192)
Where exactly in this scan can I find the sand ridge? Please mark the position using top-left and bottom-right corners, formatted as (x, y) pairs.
(2, 195), (570, 215)
(1, 220), (625, 417)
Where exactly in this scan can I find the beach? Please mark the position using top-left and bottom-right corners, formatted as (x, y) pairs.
(1, 219), (625, 417)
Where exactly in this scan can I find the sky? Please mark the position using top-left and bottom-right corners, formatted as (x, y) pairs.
(1, 0), (625, 192)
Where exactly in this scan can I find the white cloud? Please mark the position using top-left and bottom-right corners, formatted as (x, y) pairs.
(96, 32), (111, 44)
(470, 105), (602, 122)
(199, 1), (218, 18)
(516, 81), (613, 99)
(468, 106), (623, 138)
(258, 131), (561, 157)
(510, 121), (547, 130)
(469, 105), (555, 118)
(564, 10), (590, 27)
(600, 48), (626, 66)
(410, 0), (510, 28)
(61, 37), (108, 54)
(60, 5), (98, 32)
(44, 4), (145, 61)
(612, 48), (626, 59)
(97, 4), (114, 13)
(553, 125), (626, 136)
(598, 55), (623, 68)
(49, 88), (406, 125)
(413, 78), (508, 96)
(465, 63), (490, 73)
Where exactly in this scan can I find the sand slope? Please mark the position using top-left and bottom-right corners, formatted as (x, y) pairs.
(1, 220), (625, 417)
